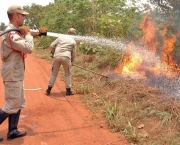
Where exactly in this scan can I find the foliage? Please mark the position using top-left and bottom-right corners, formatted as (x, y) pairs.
(78, 42), (103, 55)
(97, 49), (122, 67)
(22, 0), (141, 38)
(149, 0), (180, 32)
(78, 42), (122, 67)
(17, 0), (180, 143)
(126, 13), (144, 41)
(1, 0), (145, 52)
(35, 36), (55, 50)
(23, 4), (45, 28)
(35, 45), (180, 144)
(149, 0), (180, 13)
(0, 22), (6, 31)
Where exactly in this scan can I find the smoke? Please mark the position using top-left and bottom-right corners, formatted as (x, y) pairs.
(122, 45), (180, 97)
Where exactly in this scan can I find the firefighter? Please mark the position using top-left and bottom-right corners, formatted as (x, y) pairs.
(0, 5), (46, 141)
(46, 28), (77, 96)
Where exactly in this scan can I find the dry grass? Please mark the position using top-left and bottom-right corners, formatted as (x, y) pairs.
(35, 48), (180, 144)
(78, 77), (180, 144)
(72, 52), (180, 144)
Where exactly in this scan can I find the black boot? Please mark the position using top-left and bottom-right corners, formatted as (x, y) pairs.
(0, 136), (2, 142)
(45, 86), (52, 95)
(0, 109), (9, 142)
(7, 110), (26, 140)
(66, 88), (73, 96)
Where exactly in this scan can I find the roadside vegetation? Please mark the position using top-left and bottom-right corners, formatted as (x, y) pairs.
(1, 0), (180, 144)
(35, 41), (180, 144)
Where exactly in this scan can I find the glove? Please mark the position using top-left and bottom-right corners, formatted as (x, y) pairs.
(38, 27), (48, 36)
(20, 26), (30, 36)
(38, 27), (47, 33)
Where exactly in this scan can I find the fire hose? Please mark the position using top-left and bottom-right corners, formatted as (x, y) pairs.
(0, 28), (46, 91)
(0, 28), (47, 37)
(0, 29), (108, 79)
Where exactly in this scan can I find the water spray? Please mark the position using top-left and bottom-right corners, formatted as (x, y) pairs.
(47, 32), (126, 51)
(47, 31), (180, 96)
(0, 28), (126, 50)
(2, 28), (180, 96)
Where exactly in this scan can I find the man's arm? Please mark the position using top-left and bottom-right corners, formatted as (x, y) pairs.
(8, 31), (34, 54)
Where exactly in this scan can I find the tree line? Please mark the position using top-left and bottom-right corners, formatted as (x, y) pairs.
(1, 0), (180, 62)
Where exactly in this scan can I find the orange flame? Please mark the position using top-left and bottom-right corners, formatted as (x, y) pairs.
(115, 43), (144, 78)
(139, 14), (158, 52)
(115, 13), (179, 79)
(161, 25), (178, 73)
(115, 52), (142, 74)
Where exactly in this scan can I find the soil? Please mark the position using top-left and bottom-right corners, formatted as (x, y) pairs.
(0, 49), (129, 145)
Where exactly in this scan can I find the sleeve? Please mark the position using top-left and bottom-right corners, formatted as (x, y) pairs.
(71, 41), (76, 62)
(50, 38), (59, 55)
(9, 32), (34, 54)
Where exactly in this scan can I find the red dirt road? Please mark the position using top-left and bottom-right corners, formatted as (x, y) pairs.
(0, 51), (128, 145)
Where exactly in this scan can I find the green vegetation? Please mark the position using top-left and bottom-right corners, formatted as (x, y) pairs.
(1, 0), (180, 144)
(35, 43), (180, 144)
(33, 0), (180, 143)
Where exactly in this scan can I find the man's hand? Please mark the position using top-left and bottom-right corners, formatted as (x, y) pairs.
(38, 27), (47, 33)
(31, 32), (40, 38)
(38, 27), (48, 36)
(20, 26), (30, 36)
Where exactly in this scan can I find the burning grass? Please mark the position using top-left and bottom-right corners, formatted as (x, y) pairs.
(71, 51), (180, 144)
(34, 14), (180, 144)
(35, 47), (180, 144)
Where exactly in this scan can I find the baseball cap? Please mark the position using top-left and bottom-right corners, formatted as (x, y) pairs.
(67, 28), (76, 35)
(7, 5), (29, 15)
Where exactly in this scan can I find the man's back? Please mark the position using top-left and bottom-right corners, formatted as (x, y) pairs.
(51, 35), (76, 59)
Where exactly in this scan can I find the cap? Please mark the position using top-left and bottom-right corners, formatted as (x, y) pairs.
(67, 28), (76, 35)
(7, 5), (29, 15)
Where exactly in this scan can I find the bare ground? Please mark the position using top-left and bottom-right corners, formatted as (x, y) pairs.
(0, 52), (129, 145)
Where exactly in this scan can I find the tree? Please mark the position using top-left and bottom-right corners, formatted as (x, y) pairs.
(0, 22), (6, 31)
(23, 4), (44, 28)
(149, 0), (180, 13)
(148, 0), (180, 64)
(149, 0), (180, 34)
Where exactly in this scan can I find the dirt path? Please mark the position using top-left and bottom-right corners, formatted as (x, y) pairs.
(0, 51), (128, 145)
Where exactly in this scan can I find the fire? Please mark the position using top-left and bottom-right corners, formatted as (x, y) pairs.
(115, 43), (144, 77)
(115, 52), (142, 74)
(115, 13), (179, 79)
(139, 14), (158, 52)
(161, 25), (178, 73)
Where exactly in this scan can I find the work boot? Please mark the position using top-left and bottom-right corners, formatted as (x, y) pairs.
(0, 109), (9, 142)
(0, 136), (2, 142)
(45, 86), (52, 95)
(66, 88), (73, 96)
(0, 109), (9, 124)
(7, 110), (26, 140)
